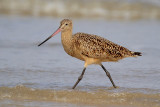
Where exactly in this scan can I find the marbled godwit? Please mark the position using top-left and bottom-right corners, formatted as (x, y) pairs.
(38, 19), (141, 89)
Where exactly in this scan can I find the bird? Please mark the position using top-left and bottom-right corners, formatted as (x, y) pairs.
(38, 19), (141, 89)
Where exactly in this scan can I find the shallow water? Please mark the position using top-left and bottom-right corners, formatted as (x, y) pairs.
(0, 16), (160, 107)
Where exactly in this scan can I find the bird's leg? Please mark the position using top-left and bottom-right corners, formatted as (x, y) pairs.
(72, 67), (86, 89)
(100, 64), (117, 88)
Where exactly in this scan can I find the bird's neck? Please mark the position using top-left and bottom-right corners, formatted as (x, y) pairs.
(61, 29), (74, 55)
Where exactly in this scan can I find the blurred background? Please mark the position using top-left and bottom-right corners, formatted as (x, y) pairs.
(0, 0), (160, 20)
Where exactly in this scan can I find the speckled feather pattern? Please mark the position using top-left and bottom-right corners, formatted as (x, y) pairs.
(73, 32), (133, 61)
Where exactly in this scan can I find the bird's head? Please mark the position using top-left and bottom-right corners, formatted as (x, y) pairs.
(38, 19), (72, 46)
(59, 19), (72, 32)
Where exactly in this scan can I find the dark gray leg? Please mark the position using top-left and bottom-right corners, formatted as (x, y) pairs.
(72, 67), (86, 89)
(101, 64), (117, 88)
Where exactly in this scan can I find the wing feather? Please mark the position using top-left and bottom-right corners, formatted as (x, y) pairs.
(73, 33), (132, 59)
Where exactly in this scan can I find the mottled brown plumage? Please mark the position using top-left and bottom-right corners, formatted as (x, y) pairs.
(38, 19), (141, 89)
(73, 33), (134, 61)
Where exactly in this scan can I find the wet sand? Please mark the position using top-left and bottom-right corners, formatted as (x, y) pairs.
(0, 86), (160, 107)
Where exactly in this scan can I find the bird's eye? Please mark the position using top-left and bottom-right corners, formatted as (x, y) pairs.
(65, 24), (68, 26)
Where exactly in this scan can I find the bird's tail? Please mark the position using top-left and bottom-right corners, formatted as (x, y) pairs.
(133, 52), (142, 56)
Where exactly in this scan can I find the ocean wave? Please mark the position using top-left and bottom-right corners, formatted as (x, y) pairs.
(0, 0), (160, 20)
(0, 85), (160, 107)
